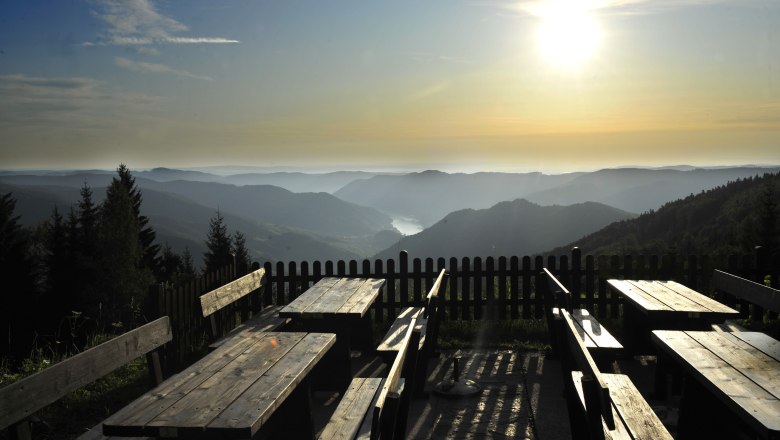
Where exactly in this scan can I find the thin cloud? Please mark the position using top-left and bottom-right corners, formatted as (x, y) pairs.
(85, 0), (239, 46)
(115, 57), (213, 81)
(490, 0), (738, 17)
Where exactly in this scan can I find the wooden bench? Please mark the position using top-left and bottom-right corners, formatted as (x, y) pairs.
(0, 317), (172, 440)
(711, 269), (780, 332)
(559, 309), (673, 440)
(541, 268), (622, 367)
(319, 317), (421, 440)
(200, 267), (289, 350)
(377, 269), (445, 397)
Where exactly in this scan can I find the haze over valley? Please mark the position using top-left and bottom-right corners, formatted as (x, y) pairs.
(2, 165), (776, 267)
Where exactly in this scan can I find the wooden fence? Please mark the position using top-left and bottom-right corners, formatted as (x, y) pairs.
(153, 247), (778, 368)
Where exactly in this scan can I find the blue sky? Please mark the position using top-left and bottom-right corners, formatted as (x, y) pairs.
(1, 0), (778, 172)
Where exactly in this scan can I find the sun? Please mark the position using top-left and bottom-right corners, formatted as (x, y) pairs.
(535, 1), (602, 69)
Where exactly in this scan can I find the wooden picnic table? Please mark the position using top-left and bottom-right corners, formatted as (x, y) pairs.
(101, 332), (335, 440)
(652, 330), (780, 439)
(279, 277), (385, 390)
(607, 279), (739, 353)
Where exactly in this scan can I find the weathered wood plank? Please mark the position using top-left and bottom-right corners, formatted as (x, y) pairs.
(200, 268), (265, 317)
(607, 279), (673, 313)
(652, 330), (780, 435)
(278, 277), (341, 315)
(631, 280), (709, 312)
(690, 332), (780, 400)
(208, 333), (336, 436)
(713, 270), (780, 313)
(730, 331), (780, 362)
(304, 278), (364, 315)
(208, 305), (289, 351)
(602, 373), (674, 440)
(317, 378), (381, 440)
(376, 307), (425, 354)
(338, 278), (385, 316)
(102, 328), (279, 436)
(663, 280), (738, 314)
(146, 333), (304, 431)
(0, 317), (172, 431)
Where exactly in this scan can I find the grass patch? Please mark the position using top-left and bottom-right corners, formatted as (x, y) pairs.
(438, 318), (550, 351)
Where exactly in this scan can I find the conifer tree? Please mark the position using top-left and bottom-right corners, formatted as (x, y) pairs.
(232, 230), (251, 275)
(117, 164), (160, 276)
(758, 180), (779, 256)
(203, 210), (232, 274)
(98, 179), (153, 328)
(0, 193), (37, 358)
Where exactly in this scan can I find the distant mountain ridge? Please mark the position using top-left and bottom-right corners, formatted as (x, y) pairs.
(374, 199), (635, 260)
(335, 166), (779, 227)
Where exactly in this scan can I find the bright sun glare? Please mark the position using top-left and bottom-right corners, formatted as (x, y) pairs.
(535, 1), (602, 69)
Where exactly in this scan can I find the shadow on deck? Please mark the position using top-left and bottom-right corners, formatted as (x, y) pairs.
(312, 349), (572, 440)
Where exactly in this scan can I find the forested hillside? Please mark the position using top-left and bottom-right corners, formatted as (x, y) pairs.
(374, 199), (635, 260)
(548, 173), (779, 256)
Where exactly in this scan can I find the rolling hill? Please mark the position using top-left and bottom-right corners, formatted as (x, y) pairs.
(546, 172), (780, 256)
(374, 199), (636, 261)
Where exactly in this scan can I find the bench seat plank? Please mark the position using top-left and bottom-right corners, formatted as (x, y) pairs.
(553, 308), (622, 350)
(208, 305), (289, 351)
(376, 307), (426, 355)
(318, 378), (382, 440)
(572, 371), (673, 440)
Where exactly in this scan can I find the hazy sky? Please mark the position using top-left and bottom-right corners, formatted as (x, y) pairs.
(1, 0), (778, 172)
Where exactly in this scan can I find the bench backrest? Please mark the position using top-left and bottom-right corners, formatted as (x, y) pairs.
(559, 309), (615, 438)
(541, 268), (573, 357)
(200, 267), (266, 338)
(372, 317), (421, 440)
(0, 316), (172, 433)
(712, 269), (780, 314)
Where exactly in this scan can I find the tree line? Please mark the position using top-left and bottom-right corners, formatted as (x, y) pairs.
(0, 165), (250, 361)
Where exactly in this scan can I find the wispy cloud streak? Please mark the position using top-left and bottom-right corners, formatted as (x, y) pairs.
(490, 0), (738, 17)
(85, 0), (239, 46)
(115, 57), (213, 80)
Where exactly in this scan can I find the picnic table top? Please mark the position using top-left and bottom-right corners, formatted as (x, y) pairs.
(608, 279), (738, 317)
(652, 330), (780, 438)
(102, 332), (335, 439)
(279, 277), (385, 319)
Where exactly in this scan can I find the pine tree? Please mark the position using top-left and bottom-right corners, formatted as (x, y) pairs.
(758, 180), (779, 256)
(203, 210), (232, 274)
(232, 230), (251, 275)
(98, 179), (153, 329)
(117, 164), (160, 276)
(44, 206), (73, 327)
(0, 193), (37, 358)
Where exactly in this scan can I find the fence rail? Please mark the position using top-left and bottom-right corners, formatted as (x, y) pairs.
(154, 247), (778, 368)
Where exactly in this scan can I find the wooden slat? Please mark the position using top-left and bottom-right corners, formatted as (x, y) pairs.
(209, 333), (336, 436)
(660, 280), (738, 314)
(200, 268), (265, 317)
(560, 309), (614, 429)
(208, 305), (289, 351)
(631, 280), (709, 312)
(652, 330), (780, 436)
(338, 278), (386, 316)
(713, 270), (780, 313)
(376, 307), (425, 354)
(146, 333), (304, 432)
(602, 373), (674, 440)
(317, 378), (382, 440)
(729, 332), (780, 362)
(304, 278), (364, 315)
(607, 279), (673, 313)
(0, 317), (172, 431)
(278, 277), (341, 315)
(690, 332), (780, 400)
(102, 329), (282, 436)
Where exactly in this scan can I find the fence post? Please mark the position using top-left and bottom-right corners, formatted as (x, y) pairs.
(400, 251), (410, 306)
(571, 248), (582, 308)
